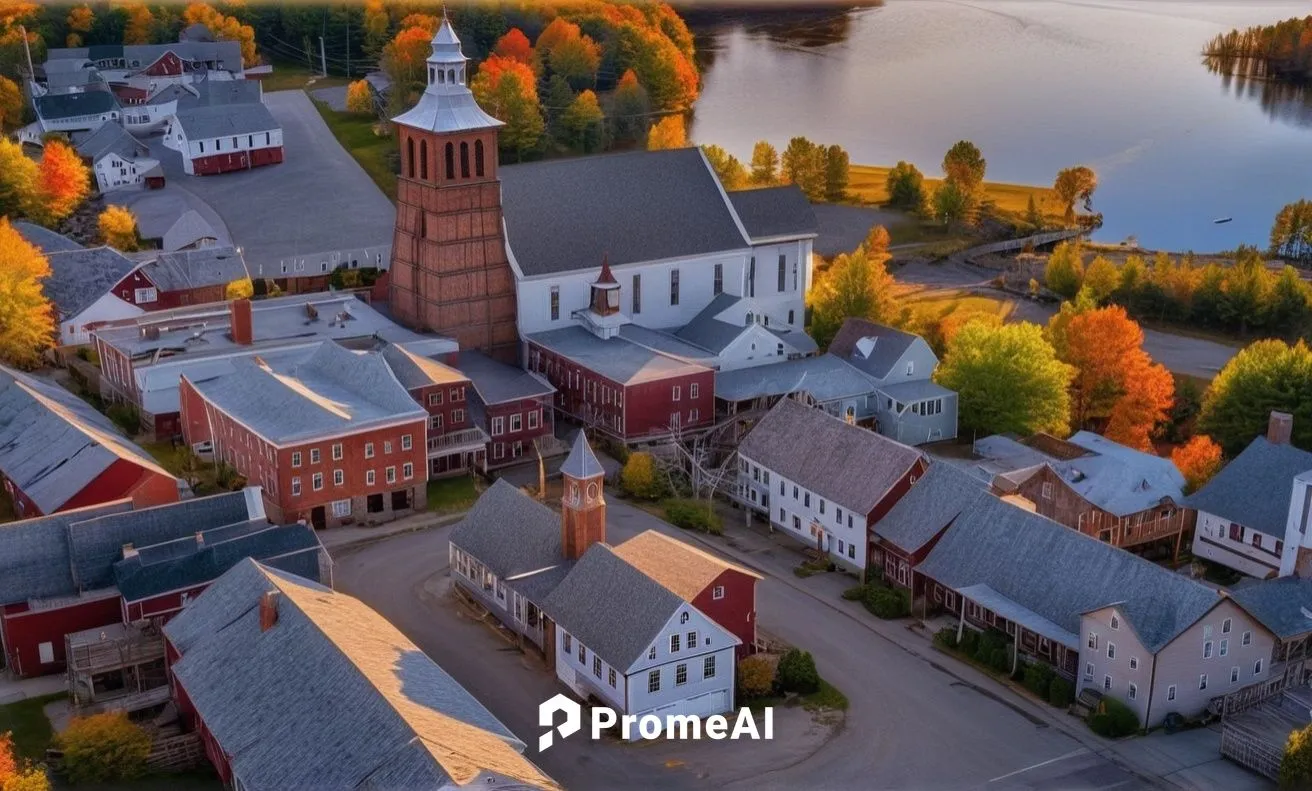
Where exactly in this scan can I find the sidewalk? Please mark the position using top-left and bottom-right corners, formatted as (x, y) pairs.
(0, 673), (65, 705)
(319, 509), (467, 555)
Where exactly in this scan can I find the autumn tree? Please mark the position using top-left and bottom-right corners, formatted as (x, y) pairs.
(538, 19), (601, 90)
(1281, 722), (1312, 791)
(0, 731), (50, 791)
(823, 144), (849, 202)
(885, 161), (925, 212)
(561, 89), (605, 153)
(471, 56), (544, 161)
(1026, 194), (1044, 229)
(97, 205), (138, 251)
(749, 140), (778, 186)
(1105, 359), (1175, 450)
(361, 0), (389, 60)
(645, 114), (686, 151)
(1271, 198), (1312, 262)
(1053, 166), (1098, 225)
(225, 277), (254, 300)
(121, 2), (155, 45)
(1043, 241), (1085, 299)
(0, 219), (56, 368)
(1198, 339), (1312, 454)
(932, 181), (974, 228)
(701, 145), (746, 190)
(58, 713), (149, 784)
(1171, 435), (1223, 493)
(65, 5), (93, 47)
(398, 14), (440, 36)
(493, 28), (534, 65)
(610, 69), (650, 143)
(1081, 255), (1119, 305)
(942, 140), (986, 196)
(781, 137), (824, 201)
(615, 23), (698, 111)
(183, 3), (256, 67)
(934, 320), (1072, 437)
(0, 137), (36, 218)
(382, 26), (433, 105)
(0, 74), (21, 129)
(344, 80), (373, 114)
(808, 241), (896, 349)
(33, 140), (89, 227)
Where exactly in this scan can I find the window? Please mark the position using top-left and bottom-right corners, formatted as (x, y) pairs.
(1255, 658), (1264, 675)
(452, 387), (465, 403)
(1128, 683), (1138, 700)
(1252, 533), (1262, 549)
(510, 414), (522, 432)
(648, 670), (660, 693)
(386, 466), (396, 484)
(672, 385), (681, 402)
(333, 469), (344, 486)
(704, 655), (716, 679)
(453, 409), (465, 423)
(1220, 638), (1228, 657)
(1107, 643), (1115, 660)
(1129, 656), (1138, 670)
(1110, 614), (1119, 630)
(310, 448), (321, 464)
(687, 631), (697, 649)
(528, 410), (540, 430)
(1042, 482), (1053, 500)
(1231, 667), (1240, 683)
(777, 255), (787, 291)
(794, 486), (799, 500)
(430, 415), (443, 431)
(564, 633), (572, 653)
(1084, 662), (1094, 680)
(292, 451), (302, 468)
(475, 139), (485, 177)
(848, 544), (855, 559)
(670, 634), (681, 653)
(1103, 675), (1111, 691)
(649, 645), (657, 660)
(38, 642), (54, 664)
(366, 470), (375, 485)
(1088, 632), (1098, 650)
(593, 656), (602, 678)
(789, 309), (796, 325)
(312, 473), (324, 491)
(291, 477), (301, 496)
(578, 643), (586, 663)
(420, 139), (428, 180)
(364, 443), (375, 459)
(445, 142), (455, 180)
(1199, 674), (1208, 690)
(332, 443), (343, 461)
(838, 539), (844, 554)
(460, 141), (470, 178)
(401, 434), (413, 451)
(632, 274), (641, 314)
(429, 391), (443, 406)
(134, 287), (158, 303)
(1242, 630), (1252, 646)
(713, 263), (723, 295)
(492, 417), (504, 436)
(804, 493), (811, 508)
(1168, 685), (1177, 701)
(793, 515), (801, 531)
(1203, 641), (1213, 659)
(906, 361), (914, 376)
(690, 383), (700, 399)
(1204, 624), (1214, 640)
(1222, 618), (1232, 634)
(670, 269), (680, 305)
(675, 663), (688, 686)
(711, 585), (725, 601)
(550, 286), (560, 321)
(403, 463), (414, 479)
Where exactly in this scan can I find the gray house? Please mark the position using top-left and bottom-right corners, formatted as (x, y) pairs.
(829, 318), (958, 444)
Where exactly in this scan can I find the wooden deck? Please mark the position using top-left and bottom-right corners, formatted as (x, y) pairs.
(1221, 686), (1312, 780)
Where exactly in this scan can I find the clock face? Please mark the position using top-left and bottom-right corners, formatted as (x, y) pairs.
(587, 482), (598, 499)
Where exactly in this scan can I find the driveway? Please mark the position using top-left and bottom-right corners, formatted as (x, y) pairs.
(334, 500), (1151, 790)
(147, 90), (395, 279)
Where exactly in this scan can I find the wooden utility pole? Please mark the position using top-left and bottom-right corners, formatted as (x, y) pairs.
(319, 36), (328, 78)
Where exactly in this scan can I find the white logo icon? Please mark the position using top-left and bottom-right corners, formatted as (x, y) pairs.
(538, 693), (582, 752)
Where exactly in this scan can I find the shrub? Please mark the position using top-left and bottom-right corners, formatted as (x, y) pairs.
(1048, 677), (1074, 708)
(862, 586), (910, 620)
(1281, 722), (1312, 790)
(663, 498), (722, 535)
(736, 655), (776, 699)
(958, 629), (980, 658)
(1087, 696), (1140, 738)
(777, 649), (820, 695)
(105, 403), (139, 435)
(57, 712), (150, 784)
(1023, 662), (1056, 698)
(841, 585), (867, 601)
(620, 453), (664, 499)
(989, 648), (1011, 673)
(932, 626), (959, 650)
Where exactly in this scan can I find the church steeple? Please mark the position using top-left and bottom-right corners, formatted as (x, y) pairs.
(391, 14), (504, 135)
(560, 432), (606, 561)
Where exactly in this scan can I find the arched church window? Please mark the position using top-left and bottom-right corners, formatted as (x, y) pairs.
(444, 142), (455, 180)
(437, 69), (445, 84)
(419, 139), (428, 181)
(448, 69), (455, 83)
(406, 137), (415, 179)
(474, 140), (485, 177)
(460, 142), (470, 179)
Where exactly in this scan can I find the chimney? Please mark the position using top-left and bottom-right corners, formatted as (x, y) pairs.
(194, 531), (204, 547)
(230, 298), (253, 345)
(121, 542), (137, 560)
(259, 590), (280, 632)
(1269, 411), (1294, 445)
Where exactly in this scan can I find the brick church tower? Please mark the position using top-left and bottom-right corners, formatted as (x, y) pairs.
(388, 16), (518, 359)
(560, 432), (607, 560)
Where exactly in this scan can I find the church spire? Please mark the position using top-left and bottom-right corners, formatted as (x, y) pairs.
(390, 15), (504, 133)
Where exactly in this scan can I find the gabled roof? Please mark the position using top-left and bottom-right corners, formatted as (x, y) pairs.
(828, 318), (924, 380)
(175, 78), (262, 111)
(453, 350), (553, 405)
(165, 560), (558, 790)
(714, 353), (877, 405)
(0, 365), (173, 514)
(44, 246), (141, 319)
(141, 246), (247, 291)
(874, 462), (990, 554)
(559, 432), (604, 480)
(673, 294), (749, 354)
(173, 101), (278, 140)
(726, 186), (819, 241)
(188, 342), (425, 443)
(379, 342), (467, 391)
(739, 399), (922, 516)
(74, 121), (148, 162)
(501, 148), (749, 277)
(917, 497), (1221, 653)
(161, 211), (219, 252)
(1187, 436), (1312, 538)
(0, 501), (131, 603)
(1231, 577), (1312, 640)
(527, 326), (711, 386)
(613, 530), (760, 602)
(12, 221), (83, 254)
(542, 544), (686, 672)
(35, 90), (118, 120)
(449, 479), (565, 587)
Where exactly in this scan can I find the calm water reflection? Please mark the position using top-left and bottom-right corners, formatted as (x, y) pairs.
(688, 0), (1312, 252)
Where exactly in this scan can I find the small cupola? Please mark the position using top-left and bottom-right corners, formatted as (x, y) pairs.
(590, 255), (621, 317)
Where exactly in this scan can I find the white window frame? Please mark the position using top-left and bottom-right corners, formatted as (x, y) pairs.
(292, 451), (302, 468)
(401, 434), (413, 451)
(333, 469), (344, 486)
(366, 470), (375, 486)
(364, 443), (374, 459)
(492, 416), (505, 436)
(403, 462), (414, 480)
(332, 443), (343, 461)
(386, 466), (397, 484)
(312, 472), (324, 491)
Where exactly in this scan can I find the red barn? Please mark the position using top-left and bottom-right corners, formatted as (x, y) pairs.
(165, 102), (283, 177)
(0, 365), (181, 520)
(613, 530), (762, 658)
(121, 247), (251, 310)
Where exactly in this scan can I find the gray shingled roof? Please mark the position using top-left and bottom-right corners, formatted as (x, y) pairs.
(141, 246), (248, 291)
(1187, 437), (1312, 538)
(161, 211), (218, 252)
(1231, 577), (1312, 640)
(380, 342), (467, 391)
(874, 462), (990, 553)
(542, 544), (684, 672)
(828, 318), (921, 379)
(44, 246), (140, 319)
(917, 497), (1221, 654)
(174, 101), (278, 140)
(165, 560), (557, 790)
(74, 121), (147, 162)
(674, 294), (751, 354)
(0, 502), (130, 604)
(189, 342), (425, 443)
(715, 354), (877, 405)
(449, 480), (564, 584)
(12, 221), (83, 254)
(35, 90), (118, 120)
(726, 186), (819, 241)
(739, 398), (922, 516)
(114, 522), (325, 603)
(0, 366), (172, 514)
(560, 432), (604, 480)
(527, 326), (710, 385)
(878, 379), (956, 403)
(454, 350), (553, 405)
(500, 148), (748, 277)
(176, 78), (262, 111)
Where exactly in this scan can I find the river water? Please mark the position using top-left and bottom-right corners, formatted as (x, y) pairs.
(687, 0), (1312, 252)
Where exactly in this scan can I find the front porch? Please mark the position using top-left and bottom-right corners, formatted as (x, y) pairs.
(65, 621), (169, 716)
(448, 543), (555, 655)
(428, 427), (489, 478)
(926, 578), (1081, 679)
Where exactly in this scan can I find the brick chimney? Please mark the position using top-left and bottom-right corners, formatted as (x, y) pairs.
(259, 590), (280, 632)
(230, 299), (253, 345)
(194, 531), (204, 547)
(1269, 411), (1294, 445)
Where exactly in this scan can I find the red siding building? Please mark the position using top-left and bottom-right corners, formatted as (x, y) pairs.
(180, 340), (429, 529)
(455, 350), (557, 469)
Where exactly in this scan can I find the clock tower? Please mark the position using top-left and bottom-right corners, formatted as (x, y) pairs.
(387, 16), (519, 360)
(560, 432), (607, 560)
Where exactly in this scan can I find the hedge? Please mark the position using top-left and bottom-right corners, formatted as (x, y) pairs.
(1049, 677), (1074, 707)
(1088, 696), (1140, 738)
(737, 655), (776, 699)
(863, 586), (910, 619)
(777, 649), (820, 695)
(663, 499), (723, 534)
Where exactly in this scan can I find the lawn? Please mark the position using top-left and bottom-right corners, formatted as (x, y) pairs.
(260, 60), (350, 93)
(141, 443), (224, 496)
(848, 163), (1063, 222)
(427, 477), (478, 513)
(310, 99), (398, 201)
(898, 289), (1017, 325)
(0, 692), (63, 761)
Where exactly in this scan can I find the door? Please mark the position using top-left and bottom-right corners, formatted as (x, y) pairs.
(709, 689), (729, 715)
(310, 506), (326, 530)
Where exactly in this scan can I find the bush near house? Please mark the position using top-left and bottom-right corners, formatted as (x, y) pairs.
(777, 649), (820, 695)
(1049, 677), (1075, 708)
(56, 713), (150, 784)
(933, 626), (959, 650)
(736, 655), (777, 699)
(1022, 661), (1056, 698)
(663, 498), (722, 534)
(1087, 696), (1139, 738)
(865, 586), (911, 619)
(105, 403), (140, 435)
(619, 452), (664, 499)
(1281, 722), (1312, 789)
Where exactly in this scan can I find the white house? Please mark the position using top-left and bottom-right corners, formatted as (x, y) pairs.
(74, 121), (158, 193)
(32, 90), (120, 134)
(163, 102), (283, 176)
(542, 543), (738, 727)
(17, 237), (146, 346)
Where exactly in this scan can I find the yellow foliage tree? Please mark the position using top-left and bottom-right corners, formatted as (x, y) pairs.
(57, 712), (150, 785)
(32, 140), (89, 227)
(225, 278), (254, 300)
(345, 79), (373, 114)
(122, 2), (155, 45)
(65, 5), (93, 47)
(97, 205), (138, 251)
(183, 3), (256, 67)
(0, 219), (56, 368)
(0, 730), (51, 791)
(0, 138), (36, 219)
(646, 115), (686, 151)
(620, 452), (664, 499)
(0, 74), (21, 129)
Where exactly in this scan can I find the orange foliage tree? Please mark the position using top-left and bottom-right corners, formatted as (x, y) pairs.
(537, 18), (600, 88)
(34, 140), (89, 226)
(183, 3), (256, 67)
(382, 25), (434, 104)
(646, 114), (686, 150)
(493, 28), (534, 66)
(345, 79), (373, 114)
(0, 218), (56, 368)
(122, 2), (154, 45)
(65, 5), (93, 47)
(399, 13), (440, 36)
(471, 55), (543, 160)
(1171, 435), (1223, 493)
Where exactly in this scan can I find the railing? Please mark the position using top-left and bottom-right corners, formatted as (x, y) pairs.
(1212, 659), (1309, 718)
(427, 427), (488, 455)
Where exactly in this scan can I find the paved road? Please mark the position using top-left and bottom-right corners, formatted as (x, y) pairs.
(335, 500), (1151, 790)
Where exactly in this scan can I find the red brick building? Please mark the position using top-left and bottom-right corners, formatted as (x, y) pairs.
(455, 350), (557, 469)
(180, 340), (428, 529)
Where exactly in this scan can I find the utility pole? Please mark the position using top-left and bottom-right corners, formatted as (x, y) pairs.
(345, 15), (351, 78)
(319, 36), (327, 78)
(18, 25), (34, 81)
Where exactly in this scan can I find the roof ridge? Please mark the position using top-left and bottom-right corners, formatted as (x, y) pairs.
(622, 530), (762, 581)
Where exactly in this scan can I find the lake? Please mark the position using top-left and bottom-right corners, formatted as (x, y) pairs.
(687, 0), (1312, 253)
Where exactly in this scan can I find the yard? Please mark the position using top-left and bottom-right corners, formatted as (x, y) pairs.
(848, 163), (1063, 223)
(426, 477), (479, 513)
(0, 693), (62, 761)
(259, 61), (350, 94)
(141, 443), (227, 496)
(897, 288), (1018, 326)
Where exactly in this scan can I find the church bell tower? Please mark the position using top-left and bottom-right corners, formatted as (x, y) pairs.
(560, 432), (607, 561)
(387, 16), (519, 360)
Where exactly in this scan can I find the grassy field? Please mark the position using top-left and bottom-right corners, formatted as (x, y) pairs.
(898, 289), (1017, 325)
(142, 442), (225, 496)
(261, 61), (350, 93)
(310, 99), (398, 201)
(427, 477), (479, 513)
(0, 692), (63, 760)
(848, 163), (1063, 221)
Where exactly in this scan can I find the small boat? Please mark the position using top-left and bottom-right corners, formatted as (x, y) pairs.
(1213, 217), (1233, 224)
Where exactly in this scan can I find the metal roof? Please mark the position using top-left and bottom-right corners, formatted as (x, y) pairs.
(175, 78), (262, 111)
(44, 246), (140, 319)
(173, 101), (278, 140)
(674, 294), (752, 354)
(0, 366), (174, 514)
(726, 186), (819, 241)
(390, 19), (503, 135)
(714, 354), (877, 404)
(74, 120), (148, 162)
(738, 398), (923, 516)
(142, 246), (248, 291)
(559, 432), (604, 480)
(527, 326), (711, 386)
(500, 148), (750, 277)
(878, 379), (957, 403)
(874, 462), (990, 554)
(453, 350), (553, 405)
(35, 90), (118, 120)
(165, 559), (558, 790)
(1187, 436), (1312, 538)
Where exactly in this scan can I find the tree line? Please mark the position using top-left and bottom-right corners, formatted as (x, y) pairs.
(1204, 16), (1312, 85)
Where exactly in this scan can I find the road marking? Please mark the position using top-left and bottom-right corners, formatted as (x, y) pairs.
(988, 748), (1088, 783)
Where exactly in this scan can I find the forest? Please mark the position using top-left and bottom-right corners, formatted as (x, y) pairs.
(1204, 15), (1312, 85)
